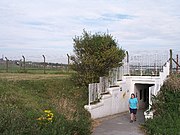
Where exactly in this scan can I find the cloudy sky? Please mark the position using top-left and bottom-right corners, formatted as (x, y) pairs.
(0, 0), (180, 63)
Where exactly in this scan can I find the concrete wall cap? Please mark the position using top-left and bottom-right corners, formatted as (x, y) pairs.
(102, 94), (112, 99)
(84, 102), (104, 110)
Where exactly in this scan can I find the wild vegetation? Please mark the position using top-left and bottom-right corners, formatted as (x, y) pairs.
(0, 73), (92, 135)
(0, 30), (127, 134)
(143, 75), (180, 135)
(71, 30), (125, 86)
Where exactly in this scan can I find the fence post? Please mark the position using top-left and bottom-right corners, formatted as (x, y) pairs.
(169, 49), (173, 75)
(138, 63), (140, 76)
(176, 54), (179, 74)
(154, 63), (156, 76)
(22, 55), (25, 72)
(126, 51), (130, 75)
(5, 57), (8, 73)
(19, 59), (22, 70)
(67, 54), (70, 72)
(42, 55), (46, 74)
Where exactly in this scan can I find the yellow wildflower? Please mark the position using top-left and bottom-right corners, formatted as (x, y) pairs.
(37, 109), (54, 123)
(47, 117), (52, 121)
(44, 110), (51, 113)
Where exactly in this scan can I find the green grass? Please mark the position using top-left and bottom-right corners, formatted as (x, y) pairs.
(0, 74), (92, 135)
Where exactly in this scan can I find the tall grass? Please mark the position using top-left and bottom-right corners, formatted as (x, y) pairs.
(0, 76), (91, 135)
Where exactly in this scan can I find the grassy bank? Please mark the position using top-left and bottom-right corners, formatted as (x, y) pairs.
(0, 73), (91, 135)
(143, 75), (180, 135)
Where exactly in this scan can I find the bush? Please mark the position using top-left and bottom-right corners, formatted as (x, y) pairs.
(143, 76), (180, 135)
(71, 30), (125, 86)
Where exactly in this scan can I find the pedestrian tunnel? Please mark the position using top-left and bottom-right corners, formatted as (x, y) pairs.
(134, 83), (155, 110)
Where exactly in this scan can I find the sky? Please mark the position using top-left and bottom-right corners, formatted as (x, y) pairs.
(0, 0), (180, 63)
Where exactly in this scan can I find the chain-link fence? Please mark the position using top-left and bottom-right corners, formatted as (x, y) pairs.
(0, 56), (68, 73)
(129, 50), (169, 76)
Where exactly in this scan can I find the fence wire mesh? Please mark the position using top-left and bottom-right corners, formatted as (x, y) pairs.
(0, 55), (68, 73)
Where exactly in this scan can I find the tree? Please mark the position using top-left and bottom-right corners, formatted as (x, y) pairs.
(71, 30), (125, 86)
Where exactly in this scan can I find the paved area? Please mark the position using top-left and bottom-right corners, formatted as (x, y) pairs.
(92, 110), (145, 135)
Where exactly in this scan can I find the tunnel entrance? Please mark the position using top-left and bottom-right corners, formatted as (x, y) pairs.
(134, 83), (154, 109)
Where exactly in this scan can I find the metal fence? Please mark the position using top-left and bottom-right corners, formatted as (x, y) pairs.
(88, 50), (177, 105)
(129, 50), (169, 76)
(99, 77), (109, 93)
(88, 83), (100, 105)
(0, 59), (68, 73)
(88, 61), (130, 104)
(88, 76), (109, 104)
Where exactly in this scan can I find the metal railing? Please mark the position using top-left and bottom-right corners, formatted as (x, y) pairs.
(88, 76), (109, 104)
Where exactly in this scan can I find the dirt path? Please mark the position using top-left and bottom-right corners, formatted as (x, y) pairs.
(0, 73), (68, 81)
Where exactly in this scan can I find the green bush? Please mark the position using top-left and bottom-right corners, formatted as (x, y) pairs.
(143, 76), (180, 135)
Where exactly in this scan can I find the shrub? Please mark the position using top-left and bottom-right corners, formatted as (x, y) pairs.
(71, 30), (125, 86)
(143, 76), (180, 135)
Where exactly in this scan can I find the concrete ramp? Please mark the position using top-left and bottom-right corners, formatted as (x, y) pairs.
(92, 110), (145, 135)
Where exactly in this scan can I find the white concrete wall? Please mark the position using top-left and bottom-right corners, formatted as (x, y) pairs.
(85, 82), (129, 119)
(149, 85), (155, 107)
(85, 94), (113, 119)
(85, 62), (170, 119)
(159, 62), (170, 86)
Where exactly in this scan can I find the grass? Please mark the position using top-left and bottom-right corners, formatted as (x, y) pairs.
(0, 73), (92, 135)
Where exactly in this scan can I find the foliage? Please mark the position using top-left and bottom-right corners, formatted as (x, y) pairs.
(143, 76), (180, 135)
(0, 75), (91, 135)
(71, 30), (125, 86)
